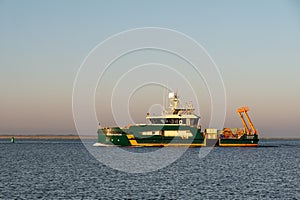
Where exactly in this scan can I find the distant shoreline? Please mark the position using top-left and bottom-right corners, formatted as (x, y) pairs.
(0, 135), (97, 140)
(0, 135), (299, 140)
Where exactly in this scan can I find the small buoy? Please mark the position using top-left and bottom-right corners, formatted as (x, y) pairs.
(11, 136), (15, 143)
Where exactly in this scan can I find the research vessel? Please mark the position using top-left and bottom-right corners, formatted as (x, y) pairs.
(95, 92), (259, 147)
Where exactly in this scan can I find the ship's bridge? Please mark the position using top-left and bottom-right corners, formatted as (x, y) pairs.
(146, 92), (200, 126)
(146, 114), (200, 126)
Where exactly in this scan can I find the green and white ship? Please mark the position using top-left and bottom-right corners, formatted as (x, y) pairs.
(95, 92), (259, 147)
(95, 92), (205, 147)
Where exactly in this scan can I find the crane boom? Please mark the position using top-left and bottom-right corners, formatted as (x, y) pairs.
(244, 112), (257, 135)
(238, 111), (251, 134)
(237, 106), (258, 135)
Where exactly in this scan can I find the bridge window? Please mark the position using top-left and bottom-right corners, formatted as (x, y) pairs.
(166, 118), (179, 124)
(150, 118), (166, 124)
(190, 118), (199, 126)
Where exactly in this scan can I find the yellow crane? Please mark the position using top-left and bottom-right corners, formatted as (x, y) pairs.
(237, 107), (258, 135)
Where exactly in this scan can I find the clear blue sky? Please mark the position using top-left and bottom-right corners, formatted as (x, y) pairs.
(0, 0), (299, 137)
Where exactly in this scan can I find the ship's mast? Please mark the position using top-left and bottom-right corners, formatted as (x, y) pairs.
(168, 92), (179, 114)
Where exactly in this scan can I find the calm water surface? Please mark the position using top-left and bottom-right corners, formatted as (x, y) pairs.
(0, 139), (299, 199)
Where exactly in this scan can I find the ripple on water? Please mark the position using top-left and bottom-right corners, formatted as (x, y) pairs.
(0, 139), (299, 199)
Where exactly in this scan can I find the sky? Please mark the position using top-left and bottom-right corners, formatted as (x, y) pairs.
(0, 0), (300, 137)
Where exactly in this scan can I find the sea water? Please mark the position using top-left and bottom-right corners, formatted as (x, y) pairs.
(0, 139), (299, 199)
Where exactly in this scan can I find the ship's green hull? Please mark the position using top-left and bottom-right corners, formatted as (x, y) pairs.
(97, 125), (205, 147)
(96, 125), (259, 147)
